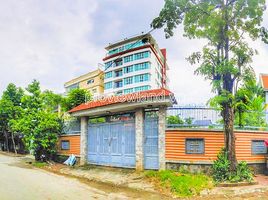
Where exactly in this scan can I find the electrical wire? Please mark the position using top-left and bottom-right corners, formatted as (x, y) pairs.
(103, 28), (156, 72)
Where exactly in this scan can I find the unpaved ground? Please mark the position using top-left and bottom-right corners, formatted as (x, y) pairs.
(1, 153), (268, 200)
(0, 153), (168, 200)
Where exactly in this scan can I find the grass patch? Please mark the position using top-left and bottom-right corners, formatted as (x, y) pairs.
(32, 161), (48, 168)
(144, 170), (213, 197)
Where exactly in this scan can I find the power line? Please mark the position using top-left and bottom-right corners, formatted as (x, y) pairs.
(103, 28), (156, 72)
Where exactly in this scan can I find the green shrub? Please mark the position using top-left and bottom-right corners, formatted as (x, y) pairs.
(145, 170), (213, 197)
(212, 149), (253, 183)
(212, 148), (230, 182)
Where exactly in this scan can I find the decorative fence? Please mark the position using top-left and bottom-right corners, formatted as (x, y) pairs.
(167, 106), (268, 130)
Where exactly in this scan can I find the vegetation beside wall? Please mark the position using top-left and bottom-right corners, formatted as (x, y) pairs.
(145, 170), (213, 197)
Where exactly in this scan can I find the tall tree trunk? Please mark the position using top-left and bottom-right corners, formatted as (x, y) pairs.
(11, 132), (17, 155)
(4, 131), (9, 152)
(223, 103), (237, 171)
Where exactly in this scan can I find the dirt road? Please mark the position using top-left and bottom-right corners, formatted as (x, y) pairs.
(0, 154), (165, 200)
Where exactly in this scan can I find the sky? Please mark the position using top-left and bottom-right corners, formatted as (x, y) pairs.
(0, 0), (268, 105)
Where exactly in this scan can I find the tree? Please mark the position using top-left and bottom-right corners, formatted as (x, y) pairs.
(11, 80), (61, 161)
(152, 0), (267, 171)
(63, 88), (92, 111)
(235, 76), (266, 127)
(0, 83), (24, 153)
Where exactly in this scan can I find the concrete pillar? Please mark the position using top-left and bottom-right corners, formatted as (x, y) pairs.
(80, 116), (88, 165)
(158, 106), (167, 170)
(135, 108), (144, 171)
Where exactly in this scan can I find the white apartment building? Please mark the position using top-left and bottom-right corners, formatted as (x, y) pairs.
(103, 33), (169, 95)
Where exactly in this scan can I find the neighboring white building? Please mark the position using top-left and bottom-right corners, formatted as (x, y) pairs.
(103, 33), (169, 96)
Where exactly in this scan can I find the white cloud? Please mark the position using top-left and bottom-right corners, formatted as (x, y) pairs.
(0, 0), (101, 93)
(0, 0), (267, 106)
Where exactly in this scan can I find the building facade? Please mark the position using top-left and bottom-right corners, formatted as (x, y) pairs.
(103, 33), (169, 96)
(64, 69), (104, 96)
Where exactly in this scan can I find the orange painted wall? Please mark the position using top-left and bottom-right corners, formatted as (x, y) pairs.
(166, 129), (268, 163)
(58, 135), (80, 156)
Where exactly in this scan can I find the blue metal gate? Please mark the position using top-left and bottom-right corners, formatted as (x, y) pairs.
(144, 117), (159, 169)
(88, 120), (135, 168)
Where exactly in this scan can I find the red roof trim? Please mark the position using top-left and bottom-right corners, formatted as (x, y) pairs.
(260, 74), (268, 90)
(69, 88), (173, 113)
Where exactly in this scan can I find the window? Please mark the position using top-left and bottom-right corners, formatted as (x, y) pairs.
(134, 51), (150, 60)
(105, 61), (112, 70)
(61, 140), (70, 150)
(114, 58), (123, 67)
(134, 85), (151, 92)
(87, 79), (94, 84)
(123, 65), (133, 74)
(134, 73), (150, 83)
(114, 70), (123, 77)
(124, 55), (133, 63)
(124, 77), (133, 85)
(104, 71), (113, 79)
(114, 81), (123, 88)
(104, 82), (113, 89)
(134, 62), (150, 71)
(252, 140), (267, 154)
(92, 88), (97, 93)
(66, 83), (79, 92)
(186, 138), (204, 154)
(124, 88), (133, 94)
(115, 90), (123, 96)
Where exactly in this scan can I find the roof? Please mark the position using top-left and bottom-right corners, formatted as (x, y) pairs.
(260, 74), (268, 91)
(69, 88), (174, 113)
(104, 33), (154, 50)
(64, 68), (103, 88)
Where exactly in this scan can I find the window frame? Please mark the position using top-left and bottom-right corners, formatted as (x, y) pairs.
(185, 138), (205, 155)
(61, 140), (70, 150)
(251, 140), (267, 155)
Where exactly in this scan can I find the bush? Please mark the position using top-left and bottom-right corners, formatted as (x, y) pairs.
(145, 170), (213, 197)
(167, 115), (184, 125)
(212, 149), (230, 182)
(212, 149), (253, 183)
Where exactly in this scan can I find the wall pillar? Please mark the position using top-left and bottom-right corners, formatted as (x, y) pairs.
(135, 108), (144, 171)
(158, 106), (167, 170)
(80, 116), (88, 165)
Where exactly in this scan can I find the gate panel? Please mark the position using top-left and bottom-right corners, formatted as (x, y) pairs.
(88, 120), (135, 168)
(144, 117), (159, 169)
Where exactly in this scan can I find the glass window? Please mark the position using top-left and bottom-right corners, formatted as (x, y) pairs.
(123, 65), (133, 74)
(124, 77), (133, 85)
(252, 140), (267, 154)
(114, 70), (123, 77)
(105, 61), (113, 70)
(186, 138), (204, 154)
(124, 88), (133, 94)
(61, 140), (70, 150)
(66, 83), (79, 92)
(87, 79), (94, 84)
(104, 71), (113, 79)
(134, 85), (151, 92)
(135, 73), (150, 83)
(134, 51), (150, 60)
(124, 55), (133, 63)
(114, 81), (123, 88)
(134, 62), (150, 71)
(104, 82), (113, 89)
(114, 58), (123, 67)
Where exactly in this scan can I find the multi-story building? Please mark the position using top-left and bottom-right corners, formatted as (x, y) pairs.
(64, 69), (104, 96)
(103, 33), (169, 95)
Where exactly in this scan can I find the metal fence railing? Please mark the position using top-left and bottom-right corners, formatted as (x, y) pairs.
(167, 106), (268, 131)
(62, 119), (81, 135)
